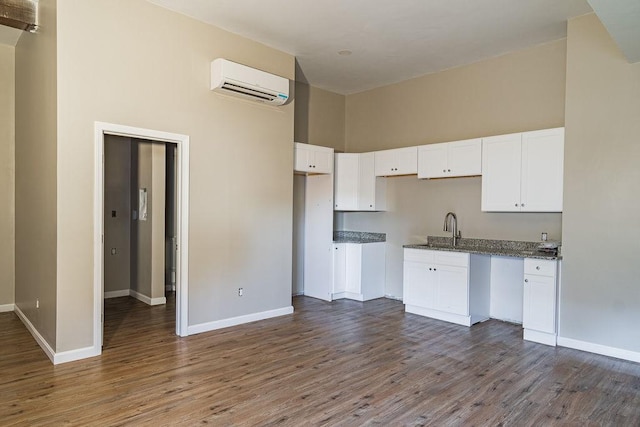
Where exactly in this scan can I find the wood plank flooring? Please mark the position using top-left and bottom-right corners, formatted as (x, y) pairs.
(1, 295), (639, 426)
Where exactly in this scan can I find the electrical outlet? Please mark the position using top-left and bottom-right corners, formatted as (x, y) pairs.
(238, 288), (243, 297)
(36, 299), (39, 309)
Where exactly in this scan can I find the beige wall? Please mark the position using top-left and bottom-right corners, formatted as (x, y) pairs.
(0, 44), (15, 309)
(104, 135), (132, 294)
(342, 40), (566, 297)
(133, 141), (166, 301)
(14, 0), (58, 347)
(562, 13), (640, 352)
(54, 0), (294, 351)
(294, 83), (346, 151)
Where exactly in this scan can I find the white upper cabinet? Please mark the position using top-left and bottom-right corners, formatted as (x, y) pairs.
(294, 142), (334, 174)
(481, 128), (564, 212)
(334, 152), (386, 211)
(374, 147), (418, 176)
(521, 128), (564, 212)
(418, 138), (482, 179)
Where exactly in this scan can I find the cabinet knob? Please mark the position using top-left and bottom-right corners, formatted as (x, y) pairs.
(525, 279), (529, 283)
(447, 169), (451, 172)
(536, 266), (540, 270)
(433, 268), (437, 271)
(443, 169), (446, 172)
(521, 203), (525, 207)
(370, 204), (373, 207)
(515, 203), (518, 207)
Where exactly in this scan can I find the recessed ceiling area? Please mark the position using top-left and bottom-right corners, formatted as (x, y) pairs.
(147, 0), (593, 94)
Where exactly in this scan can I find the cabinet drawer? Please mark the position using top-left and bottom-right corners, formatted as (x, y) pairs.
(434, 251), (469, 267)
(404, 248), (435, 263)
(524, 258), (556, 277)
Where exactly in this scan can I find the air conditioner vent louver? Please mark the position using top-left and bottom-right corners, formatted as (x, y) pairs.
(220, 82), (279, 102)
(211, 58), (289, 106)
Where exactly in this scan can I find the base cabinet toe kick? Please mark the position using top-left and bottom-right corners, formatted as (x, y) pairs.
(402, 248), (559, 346)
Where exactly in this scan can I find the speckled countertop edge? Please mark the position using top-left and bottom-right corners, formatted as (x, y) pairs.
(404, 236), (561, 260)
(334, 231), (386, 244)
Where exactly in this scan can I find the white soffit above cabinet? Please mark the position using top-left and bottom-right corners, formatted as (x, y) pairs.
(147, 0), (592, 94)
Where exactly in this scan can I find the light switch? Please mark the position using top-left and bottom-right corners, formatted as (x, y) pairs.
(111, 248), (117, 255)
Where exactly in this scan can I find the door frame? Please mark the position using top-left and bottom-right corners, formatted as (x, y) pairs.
(94, 122), (190, 354)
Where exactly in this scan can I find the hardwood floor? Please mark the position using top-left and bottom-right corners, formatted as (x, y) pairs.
(1, 296), (639, 426)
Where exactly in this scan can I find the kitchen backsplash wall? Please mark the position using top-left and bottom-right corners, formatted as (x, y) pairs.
(340, 176), (561, 298)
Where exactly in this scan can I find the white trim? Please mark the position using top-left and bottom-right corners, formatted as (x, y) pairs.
(104, 290), (130, 299)
(54, 346), (100, 365)
(14, 305), (55, 363)
(130, 290), (166, 306)
(384, 294), (403, 301)
(94, 122), (191, 361)
(557, 336), (640, 363)
(188, 306), (294, 336)
(524, 329), (557, 346)
(405, 304), (473, 327)
(15, 305), (100, 364)
(0, 303), (15, 312)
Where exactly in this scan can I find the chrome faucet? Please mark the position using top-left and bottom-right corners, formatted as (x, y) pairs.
(443, 212), (462, 246)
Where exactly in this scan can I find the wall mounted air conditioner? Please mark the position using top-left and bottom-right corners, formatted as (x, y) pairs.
(210, 58), (289, 106)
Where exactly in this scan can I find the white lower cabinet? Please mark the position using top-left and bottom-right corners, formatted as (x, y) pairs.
(522, 258), (558, 346)
(402, 249), (490, 326)
(333, 242), (385, 301)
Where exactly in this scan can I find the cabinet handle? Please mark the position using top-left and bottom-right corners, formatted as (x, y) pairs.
(525, 279), (529, 283)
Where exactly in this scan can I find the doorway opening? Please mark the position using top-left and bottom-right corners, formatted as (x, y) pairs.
(94, 123), (190, 356)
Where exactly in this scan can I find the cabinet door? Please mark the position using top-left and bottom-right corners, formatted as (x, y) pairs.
(403, 262), (437, 309)
(294, 143), (333, 174)
(374, 147), (417, 176)
(395, 147), (418, 175)
(520, 128), (564, 212)
(345, 244), (363, 294)
(436, 265), (469, 316)
(481, 134), (522, 211)
(358, 152), (377, 210)
(333, 244), (346, 293)
(312, 149), (334, 174)
(374, 149), (398, 176)
(523, 274), (556, 334)
(294, 144), (312, 172)
(334, 153), (359, 211)
(418, 143), (448, 179)
(448, 138), (482, 177)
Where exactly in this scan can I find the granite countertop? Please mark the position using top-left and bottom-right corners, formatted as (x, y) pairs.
(334, 231), (386, 244)
(404, 236), (561, 260)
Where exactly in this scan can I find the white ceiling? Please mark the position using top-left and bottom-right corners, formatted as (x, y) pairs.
(148, 0), (593, 94)
(587, 0), (640, 63)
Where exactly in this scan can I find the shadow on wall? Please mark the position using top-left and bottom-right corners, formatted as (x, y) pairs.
(294, 59), (310, 144)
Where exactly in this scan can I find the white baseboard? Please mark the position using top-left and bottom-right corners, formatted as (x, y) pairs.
(0, 303), (15, 312)
(188, 306), (294, 336)
(130, 290), (166, 306)
(14, 305), (55, 363)
(384, 294), (403, 301)
(557, 336), (640, 363)
(54, 346), (100, 364)
(105, 289), (166, 306)
(104, 290), (130, 299)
